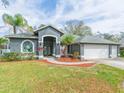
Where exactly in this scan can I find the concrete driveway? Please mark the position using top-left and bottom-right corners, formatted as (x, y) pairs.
(96, 59), (124, 70)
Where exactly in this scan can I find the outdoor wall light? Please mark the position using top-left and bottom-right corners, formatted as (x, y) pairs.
(38, 41), (42, 46)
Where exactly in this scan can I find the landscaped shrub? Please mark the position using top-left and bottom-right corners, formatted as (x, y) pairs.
(120, 50), (124, 57)
(73, 52), (80, 58)
(1, 52), (36, 62)
(20, 53), (36, 60)
(2, 52), (22, 61)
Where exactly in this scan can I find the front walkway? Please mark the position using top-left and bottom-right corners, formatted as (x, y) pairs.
(96, 59), (124, 70)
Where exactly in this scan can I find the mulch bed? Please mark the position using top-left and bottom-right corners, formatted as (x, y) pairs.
(57, 57), (80, 62)
(38, 59), (95, 67)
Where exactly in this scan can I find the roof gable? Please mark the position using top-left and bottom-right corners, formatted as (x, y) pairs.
(34, 25), (64, 34)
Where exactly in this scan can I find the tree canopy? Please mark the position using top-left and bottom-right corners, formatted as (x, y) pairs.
(63, 20), (92, 37)
(61, 34), (76, 46)
(0, 38), (8, 46)
(95, 32), (120, 42)
(2, 13), (33, 34)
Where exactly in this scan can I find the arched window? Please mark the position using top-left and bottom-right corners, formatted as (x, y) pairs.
(21, 40), (34, 53)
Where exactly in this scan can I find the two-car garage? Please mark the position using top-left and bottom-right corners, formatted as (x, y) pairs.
(71, 36), (120, 60)
(84, 44), (109, 59)
(83, 44), (118, 59)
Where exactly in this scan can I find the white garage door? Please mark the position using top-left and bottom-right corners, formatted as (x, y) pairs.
(111, 45), (117, 58)
(84, 44), (109, 59)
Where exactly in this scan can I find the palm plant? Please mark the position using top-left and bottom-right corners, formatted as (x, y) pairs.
(2, 13), (33, 34)
(61, 34), (76, 56)
(0, 37), (8, 49)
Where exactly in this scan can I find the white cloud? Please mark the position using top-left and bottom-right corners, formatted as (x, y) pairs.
(50, 0), (124, 34)
(0, 0), (124, 36)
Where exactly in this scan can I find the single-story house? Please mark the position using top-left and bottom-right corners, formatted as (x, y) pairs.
(5, 25), (120, 60)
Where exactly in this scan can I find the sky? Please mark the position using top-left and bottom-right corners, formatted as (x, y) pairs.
(0, 0), (124, 36)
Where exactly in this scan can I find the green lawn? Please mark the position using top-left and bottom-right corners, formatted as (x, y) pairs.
(0, 61), (124, 93)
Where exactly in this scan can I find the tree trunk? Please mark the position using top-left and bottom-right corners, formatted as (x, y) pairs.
(13, 26), (16, 34)
(63, 46), (67, 57)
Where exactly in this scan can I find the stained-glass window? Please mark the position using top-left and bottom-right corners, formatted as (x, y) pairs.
(22, 41), (33, 53)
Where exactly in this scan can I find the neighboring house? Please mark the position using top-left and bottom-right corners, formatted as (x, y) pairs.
(5, 25), (120, 60)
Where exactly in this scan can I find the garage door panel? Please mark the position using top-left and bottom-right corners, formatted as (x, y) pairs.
(84, 44), (109, 59)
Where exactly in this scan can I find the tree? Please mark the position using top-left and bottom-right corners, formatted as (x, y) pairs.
(61, 34), (76, 56)
(2, 13), (33, 34)
(96, 32), (120, 42)
(64, 20), (92, 36)
(120, 32), (124, 39)
(1, 0), (9, 8)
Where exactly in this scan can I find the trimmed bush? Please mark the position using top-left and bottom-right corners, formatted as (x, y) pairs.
(2, 52), (21, 61)
(120, 50), (124, 57)
(1, 52), (36, 62)
(20, 53), (36, 60)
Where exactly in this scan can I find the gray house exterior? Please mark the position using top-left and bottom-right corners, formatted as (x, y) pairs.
(5, 26), (63, 58)
(5, 25), (120, 60)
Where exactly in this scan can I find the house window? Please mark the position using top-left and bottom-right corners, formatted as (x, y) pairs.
(22, 40), (34, 53)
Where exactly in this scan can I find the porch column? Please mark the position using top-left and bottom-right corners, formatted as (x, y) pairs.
(108, 45), (112, 58)
(80, 44), (84, 60)
(56, 43), (61, 57)
(117, 45), (120, 57)
(38, 41), (43, 59)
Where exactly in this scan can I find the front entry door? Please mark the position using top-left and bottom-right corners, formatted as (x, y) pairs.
(43, 45), (53, 56)
(43, 37), (55, 56)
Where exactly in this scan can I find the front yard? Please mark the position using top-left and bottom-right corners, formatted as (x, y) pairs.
(0, 61), (124, 93)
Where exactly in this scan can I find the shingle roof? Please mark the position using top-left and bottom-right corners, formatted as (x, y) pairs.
(5, 33), (38, 39)
(75, 36), (120, 45)
(34, 25), (64, 34)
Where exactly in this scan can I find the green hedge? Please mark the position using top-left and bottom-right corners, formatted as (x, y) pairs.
(1, 52), (36, 61)
(120, 50), (124, 57)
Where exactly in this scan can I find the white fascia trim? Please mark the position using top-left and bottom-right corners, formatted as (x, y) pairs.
(21, 40), (35, 53)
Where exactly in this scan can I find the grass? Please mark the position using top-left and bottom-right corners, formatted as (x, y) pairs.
(0, 61), (123, 93)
